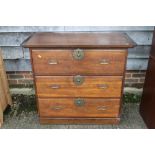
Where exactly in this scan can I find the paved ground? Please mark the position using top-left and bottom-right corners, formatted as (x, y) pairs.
(1, 99), (147, 129)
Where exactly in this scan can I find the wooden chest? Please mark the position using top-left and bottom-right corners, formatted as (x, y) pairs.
(22, 32), (135, 124)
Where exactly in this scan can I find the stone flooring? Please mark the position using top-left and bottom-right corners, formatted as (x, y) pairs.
(1, 102), (147, 129)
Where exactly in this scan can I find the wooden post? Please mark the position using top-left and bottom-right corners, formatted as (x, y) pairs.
(0, 49), (12, 127)
(0, 75), (5, 127)
(0, 95), (3, 127)
(0, 49), (12, 105)
(0, 75), (7, 110)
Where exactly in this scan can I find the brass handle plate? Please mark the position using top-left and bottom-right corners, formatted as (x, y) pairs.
(51, 105), (64, 111)
(50, 84), (60, 89)
(100, 59), (109, 65)
(97, 106), (107, 111)
(74, 98), (85, 106)
(73, 75), (85, 85)
(48, 59), (58, 65)
(73, 49), (84, 60)
(97, 84), (108, 89)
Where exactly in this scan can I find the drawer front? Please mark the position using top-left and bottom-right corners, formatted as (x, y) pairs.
(32, 49), (127, 75)
(35, 76), (123, 98)
(38, 98), (120, 118)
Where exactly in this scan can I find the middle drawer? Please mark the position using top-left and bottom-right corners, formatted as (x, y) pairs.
(35, 76), (123, 98)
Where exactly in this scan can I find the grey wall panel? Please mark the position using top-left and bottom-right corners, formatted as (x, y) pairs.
(64, 26), (154, 32)
(4, 59), (32, 71)
(1, 47), (29, 59)
(126, 32), (153, 45)
(0, 26), (153, 32)
(128, 46), (151, 58)
(127, 58), (149, 70)
(0, 33), (32, 46)
(0, 26), (64, 32)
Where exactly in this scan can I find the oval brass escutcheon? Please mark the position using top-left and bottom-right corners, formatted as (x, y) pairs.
(73, 75), (84, 85)
(73, 48), (84, 60)
(74, 98), (85, 106)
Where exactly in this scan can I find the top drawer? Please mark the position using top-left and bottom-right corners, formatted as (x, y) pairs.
(31, 49), (127, 75)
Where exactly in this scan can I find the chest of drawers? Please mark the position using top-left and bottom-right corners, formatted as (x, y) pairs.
(23, 32), (135, 124)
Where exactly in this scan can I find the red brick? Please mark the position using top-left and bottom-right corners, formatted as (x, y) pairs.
(130, 83), (144, 88)
(125, 78), (139, 83)
(16, 71), (32, 74)
(8, 74), (24, 79)
(139, 78), (145, 83)
(18, 79), (33, 84)
(125, 73), (132, 78)
(6, 71), (16, 74)
(8, 79), (18, 85)
(132, 73), (146, 78)
(24, 74), (33, 79)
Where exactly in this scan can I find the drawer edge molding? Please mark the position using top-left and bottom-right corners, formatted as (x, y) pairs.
(39, 117), (120, 124)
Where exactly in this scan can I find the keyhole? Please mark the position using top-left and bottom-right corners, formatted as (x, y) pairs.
(77, 52), (81, 57)
(77, 79), (80, 82)
(77, 100), (81, 104)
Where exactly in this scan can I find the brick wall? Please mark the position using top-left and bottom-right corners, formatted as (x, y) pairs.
(125, 71), (146, 88)
(7, 71), (34, 88)
(6, 71), (146, 89)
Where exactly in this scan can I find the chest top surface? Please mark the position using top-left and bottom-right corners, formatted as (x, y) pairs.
(22, 32), (136, 48)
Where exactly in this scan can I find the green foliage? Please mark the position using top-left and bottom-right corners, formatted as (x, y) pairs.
(123, 93), (142, 103)
(4, 94), (36, 116)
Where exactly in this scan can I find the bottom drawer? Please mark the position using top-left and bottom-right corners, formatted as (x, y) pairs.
(38, 98), (121, 118)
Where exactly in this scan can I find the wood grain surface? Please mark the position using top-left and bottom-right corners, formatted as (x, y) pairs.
(0, 50), (12, 105)
(22, 32), (136, 48)
(31, 49), (127, 75)
(38, 98), (120, 118)
(39, 117), (120, 124)
(35, 76), (123, 98)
